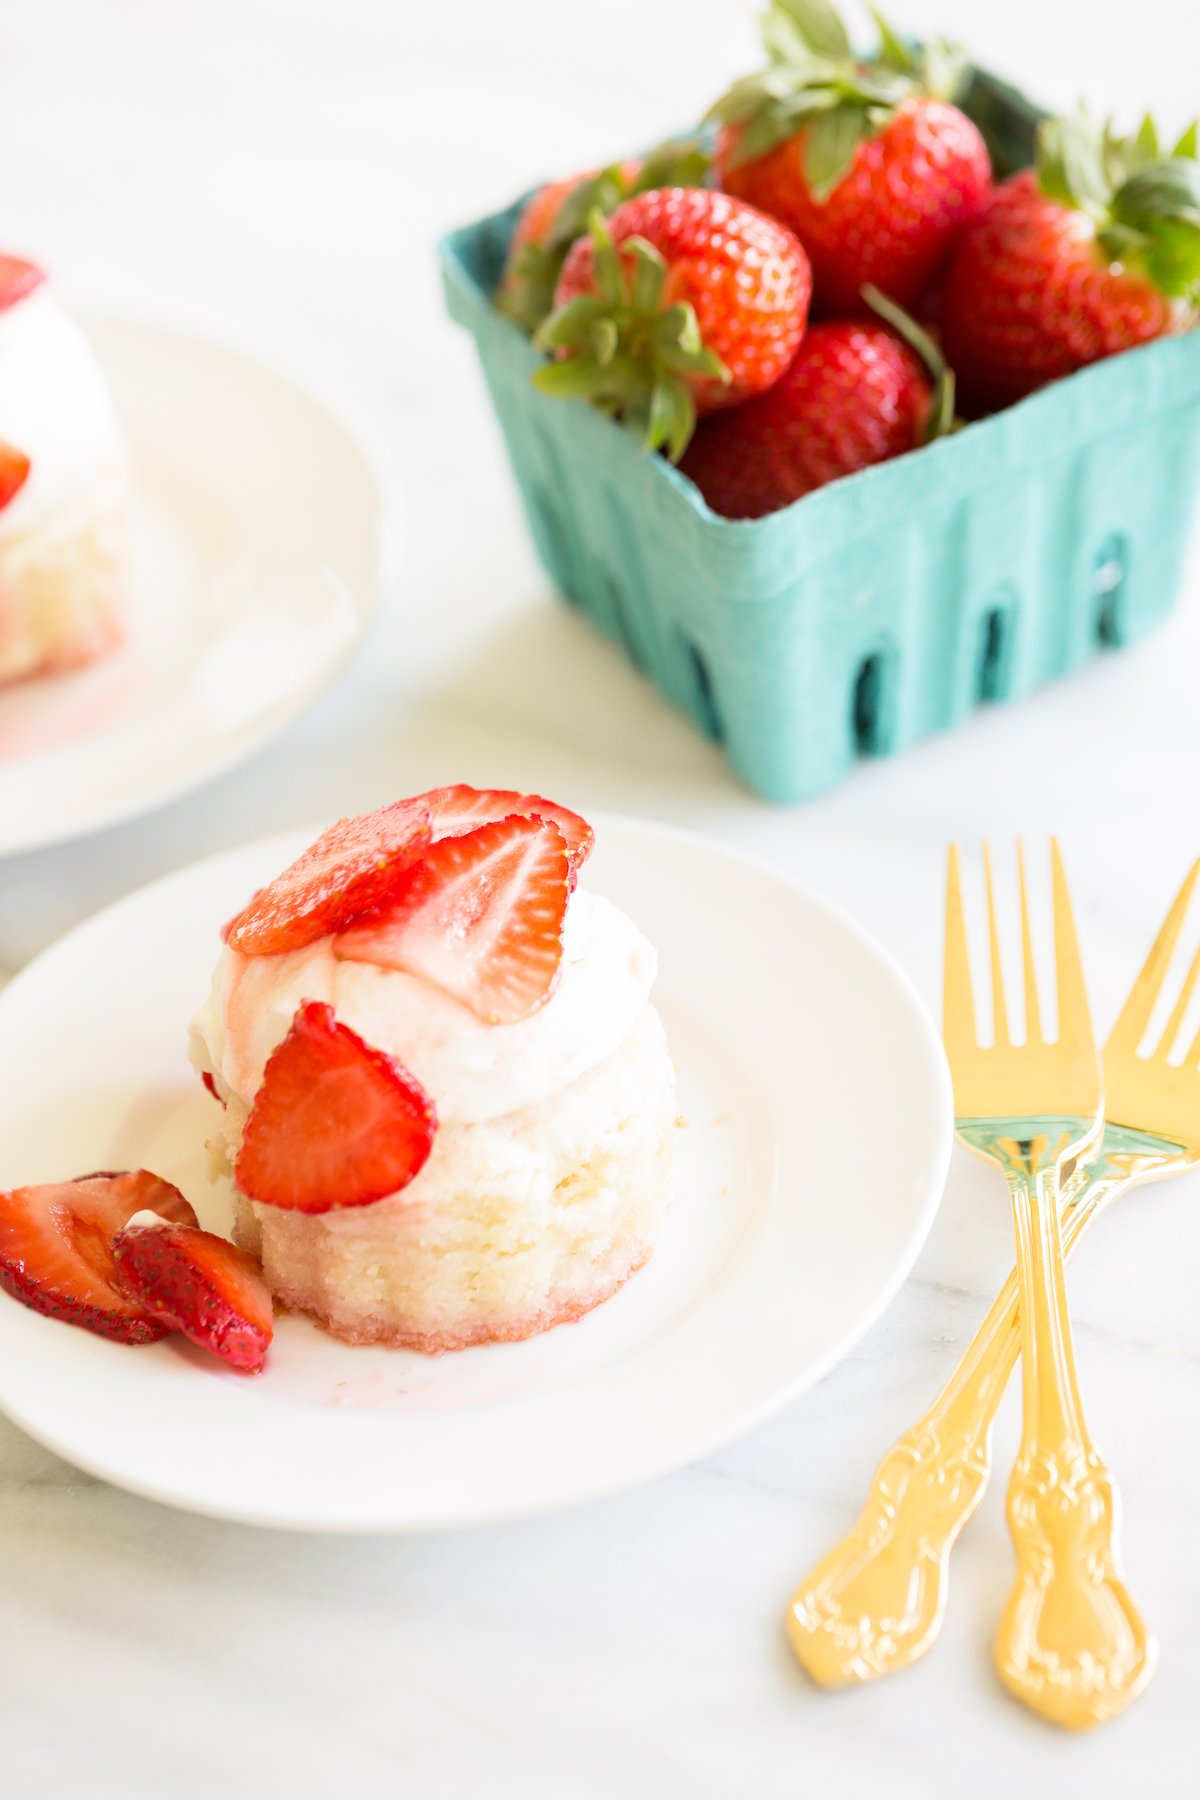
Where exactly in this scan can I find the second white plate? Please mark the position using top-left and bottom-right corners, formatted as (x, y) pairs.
(0, 815), (952, 1530)
(0, 312), (383, 855)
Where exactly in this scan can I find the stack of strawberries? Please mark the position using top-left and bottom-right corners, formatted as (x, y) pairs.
(496, 0), (1200, 520)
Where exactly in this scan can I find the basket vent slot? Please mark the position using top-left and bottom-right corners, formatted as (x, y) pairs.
(977, 603), (1015, 702)
(683, 641), (723, 741)
(1093, 533), (1128, 646)
(852, 650), (897, 756)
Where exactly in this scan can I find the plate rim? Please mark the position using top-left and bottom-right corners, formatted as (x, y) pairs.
(0, 306), (387, 859)
(0, 812), (954, 1530)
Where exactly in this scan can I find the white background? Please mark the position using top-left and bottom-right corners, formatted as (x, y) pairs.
(2, 1), (1200, 1794)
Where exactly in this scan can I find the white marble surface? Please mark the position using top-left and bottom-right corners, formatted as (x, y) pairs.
(2, 0), (1200, 1792)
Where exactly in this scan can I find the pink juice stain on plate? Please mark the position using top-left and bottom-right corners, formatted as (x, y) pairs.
(0, 645), (144, 757)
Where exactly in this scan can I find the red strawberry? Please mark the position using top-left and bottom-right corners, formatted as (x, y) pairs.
(201, 1069), (225, 1106)
(535, 188), (810, 457)
(336, 814), (570, 1024)
(710, 2), (990, 313)
(679, 293), (952, 518)
(0, 254), (46, 312)
(235, 1000), (437, 1213)
(940, 115), (1200, 413)
(496, 139), (710, 334)
(0, 1171), (199, 1344)
(0, 443), (31, 512)
(419, 783), (594, 881)
(224, 797), (434, 956)
(112, 1218), (273, 1374)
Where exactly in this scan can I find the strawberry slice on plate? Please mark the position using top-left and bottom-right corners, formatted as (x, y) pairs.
(0, 1171), (198, 1344)
(335, 813), (571, 1024)
(223, 797), (434, 955)
(235, 999), (438, 1213)
(112, 1218), (274, 1375)
(0, 443), (31, 513)
(0, 254), (46, 313)
(420, 784), (594, 882)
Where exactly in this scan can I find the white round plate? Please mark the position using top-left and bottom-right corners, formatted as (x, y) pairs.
(0, 313), (382, 856)
(0, 815), (951, 1531)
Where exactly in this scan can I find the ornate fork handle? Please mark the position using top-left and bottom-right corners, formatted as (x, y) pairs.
(995, 1167), (1154, 1729)
(787, 1181), (1111, 1687)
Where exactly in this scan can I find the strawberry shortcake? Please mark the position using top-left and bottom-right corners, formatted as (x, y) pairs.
(0, 255), (129, 684)
(189, 787), (681, 1353)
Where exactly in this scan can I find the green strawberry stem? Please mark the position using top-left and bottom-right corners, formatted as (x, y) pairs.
(707, 0), (968, 198)
(1037, 108), (1200, 301)
(497, 136), (711, 333)
(861, 283), (956, 440)
(533, 212), (729, 461)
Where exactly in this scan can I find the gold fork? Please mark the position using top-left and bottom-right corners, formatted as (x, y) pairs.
(787, 864), (1198, 1707)
(788, 842), (1155, 1729)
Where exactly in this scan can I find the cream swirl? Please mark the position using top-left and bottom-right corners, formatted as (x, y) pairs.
(0, 287), (126, 538)
(189, 888), (657, 1126)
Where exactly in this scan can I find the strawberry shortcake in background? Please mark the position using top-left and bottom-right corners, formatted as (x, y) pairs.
(0, 254), (129, 684)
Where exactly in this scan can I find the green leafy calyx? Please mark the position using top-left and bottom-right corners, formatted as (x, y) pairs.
(497, 137), (711, 334)
(861, 284), (956, 440)
(531, 212), (729, 461)
(1037, 108), (1200, 300)
(707, 0), (969, 201)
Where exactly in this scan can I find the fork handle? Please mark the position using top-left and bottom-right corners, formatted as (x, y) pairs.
(995, 1168), (1154, 1728)
(786, 1185), (1105, 1687)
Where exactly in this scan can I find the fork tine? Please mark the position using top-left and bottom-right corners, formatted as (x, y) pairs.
(1050, 838), (1095, 1055)
(943, 846), (979, 1053)
(982, 843), (1010, 1047)
(1016, 840), (1042, 1045)
(1106, 859), (1200, 1057)
(1158, 941), (1200, 1063)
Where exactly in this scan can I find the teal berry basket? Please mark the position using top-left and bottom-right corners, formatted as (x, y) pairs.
(438, 69), (1200, 803)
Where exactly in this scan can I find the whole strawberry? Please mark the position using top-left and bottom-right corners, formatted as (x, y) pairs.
(496, 139), (710, 334)
(534, 187), (811, 458)
(710, 0), (991, 313)
(678, 289), (953, 518)
(940, 113), (1200, 413)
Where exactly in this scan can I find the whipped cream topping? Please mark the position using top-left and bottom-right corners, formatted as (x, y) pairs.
(189, 888), (657, 1127)
(0, 287), (126, 538)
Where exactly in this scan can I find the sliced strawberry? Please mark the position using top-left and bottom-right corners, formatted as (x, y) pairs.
(235, 1000), (437, 1213)
(0, 255), (47, 312)
(335, 814), (570, 1025)
(112, 1219), (273, 1375)
(223, 798), (434, 956)
(420, 784), (594, 882)
(200, 1069), (225, 1105)
(0, 1171), (199, 1344)
(0, 443), (31, 512)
